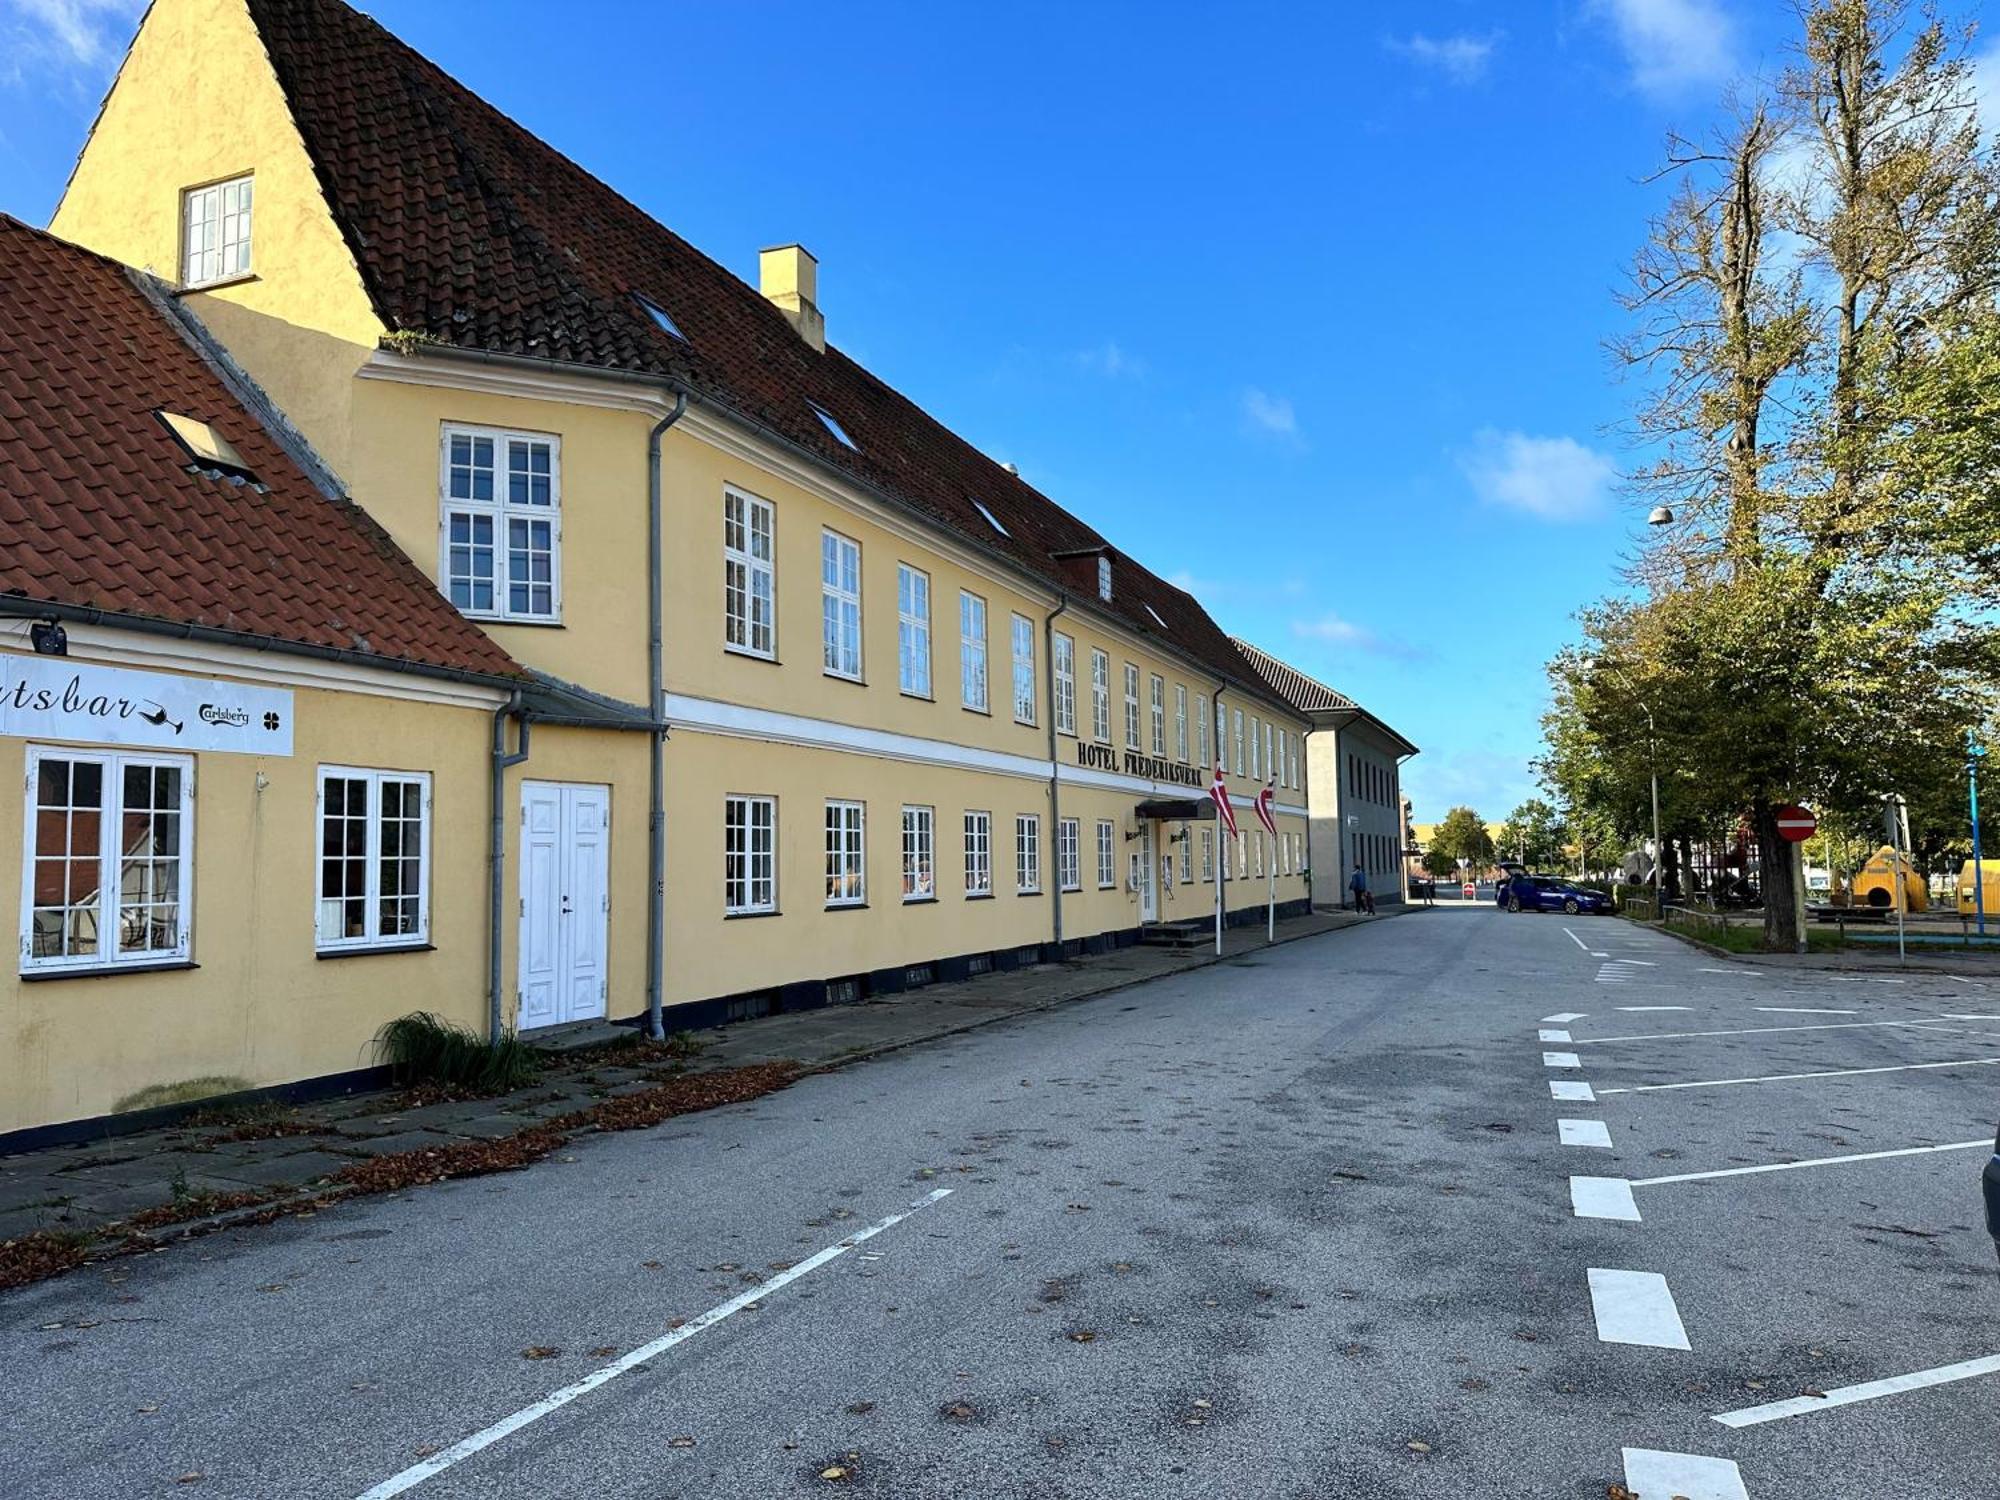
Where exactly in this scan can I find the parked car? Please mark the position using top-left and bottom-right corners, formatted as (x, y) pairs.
(1985, 1124), (2000, 1267)
(1499, 874), (1611, 915)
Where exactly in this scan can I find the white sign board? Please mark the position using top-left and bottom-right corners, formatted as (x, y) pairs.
(0, 656), (293, 756)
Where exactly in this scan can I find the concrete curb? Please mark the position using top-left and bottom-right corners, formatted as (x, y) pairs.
(1625, 913), (2000, 976)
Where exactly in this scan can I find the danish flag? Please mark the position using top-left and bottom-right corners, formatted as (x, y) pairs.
(1254, 780), (1278, 838)
(1209, 761), (1237, 838)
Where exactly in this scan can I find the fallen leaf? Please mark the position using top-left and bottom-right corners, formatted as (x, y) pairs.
(1407, 1440), (1432, 1454)
(820, 1465), (850, 1481)
(174, 1475), (203, 1486)
(1067, 1330), (1097, 1344)
(845, 1401), (875, 1415)
(668, 1435), (695, 1449)
(522, 1346), (561, 1360)
(589, 1346), (617, 1358)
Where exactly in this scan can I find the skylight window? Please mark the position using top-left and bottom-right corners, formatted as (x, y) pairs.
(809, 401), (858, 451)
(1145, 604), (1169, 630)
(157, 410), (256, 482)
(971, 499), (1010, 537)
(633, 293), (687, 342)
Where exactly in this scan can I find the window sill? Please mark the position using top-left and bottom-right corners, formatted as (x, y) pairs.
(962, 704), (991, 717)
(726, 647), (780, 665)
(177, 271), (260, 296)
(21, 959), (199, 983)
(902, 896), (938, 906)
(460, 611), (566, 629)
(825, 901), (869, 912)
(1060, 885), (1082, 894)
(1016, 889), (1043, 898)
(316, 942), (435, 961)
(900, 690), (935, 703)
(724, 909), (782, 920)
(965, 891), (994, 901)
(825, 671), (866, 687)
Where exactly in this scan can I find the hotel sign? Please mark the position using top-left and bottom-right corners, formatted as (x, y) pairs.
(0, 657), (293, 756)
(1074, 742), (1203, 788)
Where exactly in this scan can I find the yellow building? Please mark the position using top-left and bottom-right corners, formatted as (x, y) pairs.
(7, 0), (1350, 1138)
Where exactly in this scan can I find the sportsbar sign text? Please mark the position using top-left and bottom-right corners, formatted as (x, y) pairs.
(0, 657), (294, 756)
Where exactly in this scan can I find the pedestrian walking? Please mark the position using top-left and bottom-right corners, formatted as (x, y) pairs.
(1349, 861), (1373, 915)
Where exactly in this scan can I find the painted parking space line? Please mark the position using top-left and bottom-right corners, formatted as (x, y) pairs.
(1597, 1056), (2000, 1094)
(1551, 1080), (1596, 1102)
(1631, 1139), (1990, 1187)
(351, 1188), (955, 1499)
(1941, 1013), (2000, 1021)
(1621, 1448), (1748, 1500)
(1612, 958), (1657, 966)
(1540, 1028), (1573, 1043)
(1563, 926), (1592, 952)
(1755, 1006), (1855, 1016)
(1543, 1051), (1582, 1068)
(1570, 1176), (1641, 1221)
(1559, 1118), (1614, 1148)
(1542, 1012), (1588, 1024)
(1698, 967), (1761, 976)
(1618, 1005), (1691, 1012)
(1713, 1353), (2000, 1429)
(1588, 1268), (1691, 1350)
(1575, 1018), (1959, 1044)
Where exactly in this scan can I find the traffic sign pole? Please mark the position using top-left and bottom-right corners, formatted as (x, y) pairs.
(1775, 804), (1817, 956)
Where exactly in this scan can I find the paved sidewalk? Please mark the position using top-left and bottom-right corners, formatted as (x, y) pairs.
(0, 904), (1402, 1252)
(1644, 914), (2000, 975)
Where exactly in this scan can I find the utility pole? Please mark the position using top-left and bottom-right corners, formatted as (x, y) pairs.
(1970, 731), (1986, 938)
(1604, 663), (1662, 919)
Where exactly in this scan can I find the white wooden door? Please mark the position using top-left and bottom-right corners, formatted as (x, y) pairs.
(517, 781), (611, 1029)
(1137, 824), (1158, 923)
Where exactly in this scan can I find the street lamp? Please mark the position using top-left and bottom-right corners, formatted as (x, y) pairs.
(1647, 505), (1675, 526)
(1970, 731), (1987, 938)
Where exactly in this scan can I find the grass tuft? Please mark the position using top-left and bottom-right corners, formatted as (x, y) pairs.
(376, 1012), (541, 1094)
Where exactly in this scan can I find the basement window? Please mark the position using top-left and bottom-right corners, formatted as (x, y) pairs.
(808, 400), (858, 451)
(633, 293), (687, 342)
(157, 411), (258, 484)
(971, 499), (1010, 537)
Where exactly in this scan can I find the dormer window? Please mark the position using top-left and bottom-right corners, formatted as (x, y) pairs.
(808, 400), (858, 451)
(181, 175), (253, 287)
(971, 499), (1010, 537)
(633, 293), (687, 342)
(1097, 555), (1112, 602)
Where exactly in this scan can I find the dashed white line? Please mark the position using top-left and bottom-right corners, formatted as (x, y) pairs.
(1542, 1012), (1587, 1024)
(1598, 1056), (2000, 1094)
(1550, 1080), (1596, 1102)
(1697, 967), (1761, 976)
(1941, 1013), (2000, 1021)
(350, 1188), (955, 1499)
(1543, 1051), (1582, 1068)
(1621, 1448), (1748, 1500)
(1558, 1118), (1614, 1149)
(1587, 1268), (1691, 1350)
(1575, 1018), (1958, 1044)
(1632, 1139), (1990, 1186)
(1618, 1005), (1692, 1012)
(1570, 1176), (1640, 1221)
(1713, 1353), (2000, 1428)
(1754, 1006), (1855, 1016)
(1539, 1028), (1573, 1043)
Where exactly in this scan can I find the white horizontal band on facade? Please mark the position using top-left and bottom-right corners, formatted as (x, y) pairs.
(662, 691), (1309, 816)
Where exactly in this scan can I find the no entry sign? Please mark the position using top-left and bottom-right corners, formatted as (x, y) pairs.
(1775, 804), (1817, 842)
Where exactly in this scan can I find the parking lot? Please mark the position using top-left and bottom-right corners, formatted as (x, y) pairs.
(1531, 917), (1999, 1497)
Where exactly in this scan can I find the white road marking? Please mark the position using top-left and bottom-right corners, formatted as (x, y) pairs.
(1875, 977), (1907, 985)
(1559, 1118), (1614, 1148)
(1562, 926), (1592, 952)
(1755, 1006), (1856, 1015)
(1588, 1268), (1691, 1350)
(1542, 1012), (1587, 1024)
(1698, 967), (1761, 976)
(1612, 958), (1657, 966)
(1941, 1013), (2000, 1021)
(1550, 1080), (1596, 1102)
(1713, 1353), (2000, 1429)
(1598, 1056), (2000, 1095)
(1621, 1448), (1748, 1500)
(350, 1188), (955, 1499)
(1632, 1139), (1990, 1186)
(1543, 1051), (1582, 1068)
(1576, 1018), (1958, 1044)
(1539, 1028), (1573, 1043)
(1570, 1175), (1641, 1221)
(1618, 1005), (1692, 1012)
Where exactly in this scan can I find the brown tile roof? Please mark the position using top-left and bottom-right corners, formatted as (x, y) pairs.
(243, 0), (1283, 704)
(0, 215), (522, 682)
(1232, 637), (1419, 756)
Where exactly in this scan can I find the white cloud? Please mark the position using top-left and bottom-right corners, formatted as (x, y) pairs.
(1240, 387), (1301, 444)
(1290, 612), (1428, 663)
(1589, 0), (1739, 98)
(3, 0), (140, 70)
(1385, 32), (1500, 83)
(1461, 429), (1617, 522)
(1071, 340), (1147, 379)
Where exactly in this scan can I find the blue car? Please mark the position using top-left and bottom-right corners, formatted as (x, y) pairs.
(1499, 874), (1610, 915)
(1984, 1124), (2000, 1267)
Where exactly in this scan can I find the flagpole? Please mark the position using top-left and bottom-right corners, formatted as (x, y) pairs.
(1267, 840), (1275, 943)
(1213, 822), (1223, 956)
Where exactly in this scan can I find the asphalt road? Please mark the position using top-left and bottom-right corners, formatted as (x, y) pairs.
(5, 908), (1997, 1498)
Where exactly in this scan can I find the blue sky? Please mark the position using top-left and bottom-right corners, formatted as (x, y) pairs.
(0, 0), (1821, 820)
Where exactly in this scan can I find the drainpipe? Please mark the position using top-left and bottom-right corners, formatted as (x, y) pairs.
(489, 691), (530, 1042)
(1043, 591), (1071, 954)
(646, 392), (690, 1040)
(1211, 682), (1227, 954)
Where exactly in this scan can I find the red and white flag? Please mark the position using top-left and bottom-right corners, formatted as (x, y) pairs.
(1254, 780), (1278, 838)
(1209, 761), (1237, 838)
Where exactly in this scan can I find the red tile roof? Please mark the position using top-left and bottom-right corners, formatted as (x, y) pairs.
(1233, 636), (1418, 755)
(242, 0), (1284, 705)
(0, 215), (521, 682)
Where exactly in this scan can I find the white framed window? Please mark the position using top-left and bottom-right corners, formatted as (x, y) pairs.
(1015, 814), (1041, 893)
(1011, 613), (1037, 724)
(825, 800), (865, 907)
(1097, 555), (1113, 601)
(1197, 694), (1211, 769)
(1200, 827), (1214, 882)
(1057, 817), (1080, 892)
(1096, 820), (1116, 887)
(724, 488), (776, 658)
(1216, 701), (1228, 769)
(1178, 830), (1192, 883)
(1254, 831), (1265, 878)
(1233, 709), (1245, 775)
(317, 767), (431, 951)
(1236, 831), (1247, 879)
(1264, 723), (1274, 785)
(724, 795), (777, 914)
(442, 424), (560, 621)
(1289, 742), (1298, 790)
(902, 805), (935, 901)
(1123, 663), (1141, 748)
(23, 747), (193, 972)
(1175, 686), (1189, 763)
(898, 565), (932, 697)
(181, 175), (252, 287)
(1090, 649), (1111, 743)
(1276, 729), (1288, 788)
(1149, 674), (1166, 756)
(1053, 633), (1076, 736)
(821, 530), (862, 680)
(964, 810), (992, 896)
(1249, 715), (1261, 779)
(960, 591), (988, 711)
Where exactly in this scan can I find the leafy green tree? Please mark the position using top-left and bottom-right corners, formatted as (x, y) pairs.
(1428, 806), (1495, 871)
(1496, 798), (1566, 869)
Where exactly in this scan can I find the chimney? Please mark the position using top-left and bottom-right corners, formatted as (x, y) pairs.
(759, 244), (824, 352)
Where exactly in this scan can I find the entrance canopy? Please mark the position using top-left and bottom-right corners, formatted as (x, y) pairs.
(1135, 798), (1213, 821)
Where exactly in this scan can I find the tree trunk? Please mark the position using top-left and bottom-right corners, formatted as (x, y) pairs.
(1756, 800), (1801, 951)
